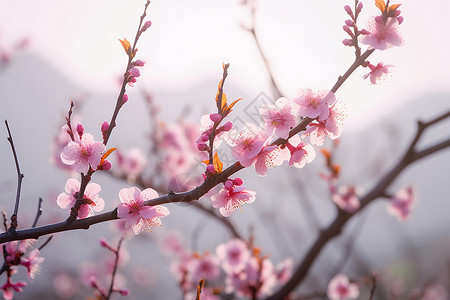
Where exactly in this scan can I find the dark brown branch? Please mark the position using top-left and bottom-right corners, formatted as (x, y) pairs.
(106, 237), (124, 300)
(5, 120), (24, 231)
(267, 110), (450, 299)
(104, 0), (151, 145)
(32, 197), (44, 228)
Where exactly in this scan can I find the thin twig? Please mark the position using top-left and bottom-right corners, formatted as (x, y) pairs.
(106, 238), (124, 300)
(5, 120), (24, 230)
(38, 236), (53, 251)
(32, 198), (44, 228)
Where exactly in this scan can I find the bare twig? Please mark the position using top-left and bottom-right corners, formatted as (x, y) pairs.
(32, 197), (44, 228)
(267, 110), (450, 299)
(38, 236), (53, 251)
(106, 238), (124, 300)
(5, 120), (24, 230)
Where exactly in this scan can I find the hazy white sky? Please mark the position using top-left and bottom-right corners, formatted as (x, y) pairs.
(1, 0), (449, 130)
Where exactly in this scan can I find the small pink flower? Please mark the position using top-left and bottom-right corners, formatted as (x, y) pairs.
(1, 279), (26, 300)
(332, 186), (362, 213)
(60, 133), (105, 173)
(388, 186), (416, 221)
(115, 148), (146, 178)
(216, 239), (251, 274)
(20, 249), (44, 279)
(189, 253), (220, 282)
(360, 16), (403, 50)
(259, 97), (297, 139)
(286, 136), (316, 169)
(275, 257), (293, 284)
(211, 184), (256, 217)
(327, 274), (359, 300)
(56, 178), (105, 219)
(302, 101), (346, 146)
(363, 63), (394, 84)
(117, 187), (170, 234)
(228, 123), (268, 167)
(253, 145), (286, 177)
(292, 88), (335, 121)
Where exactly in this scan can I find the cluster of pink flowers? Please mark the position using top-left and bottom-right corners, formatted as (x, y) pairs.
(1, 240), (44, 300)
(161, 234), (293, 299)
(341, 0), (404, 84)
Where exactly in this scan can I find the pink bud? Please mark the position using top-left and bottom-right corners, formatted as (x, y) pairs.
(118, 289), (129, 296)
(100, 238), (111, 248)
(101, 121), (109, 133)
(397, 16), (404, 25)
(342, 39), (353, 46)
(344, 5), (354, 18)
(98, 160), (112, 171)
(345, 19), (354, 27)
(201, 134), (210, 142)
(357, 2), (363, 12)
(220, 121), (233, 132)
(197, 143), (209, 151)
(232, 177), (243, 186)
(394, 10), (401, 17)
(206, 164), (215, 174)
(76, 123), (84, 137)
(209, 113), (222, 123)
(130, 67), (141, 78)
(224, 180), (234, 191)
(122, 94), (129, 104)
(141, 20), (152, 32)
(343, 25), (353, 36)
(132, 59), (145, 67)
(359, 29), (370, 35)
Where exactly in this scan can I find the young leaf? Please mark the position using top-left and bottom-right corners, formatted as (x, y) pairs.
(213, 152), (223, 173)
(100, 147), (117, 165)
(119, 38), (131, 55)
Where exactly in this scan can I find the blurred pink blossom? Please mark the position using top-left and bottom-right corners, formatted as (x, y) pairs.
(360, 16), (403, 50)
(327, 273), (359, 300)
(388, 186), (416, 221)
(332, 185), (362, 213)
(363, 62), (394, 84)
(216, 238), (251, 274)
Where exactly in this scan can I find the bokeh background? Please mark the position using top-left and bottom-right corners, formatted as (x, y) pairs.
(0, 0), (449, 299)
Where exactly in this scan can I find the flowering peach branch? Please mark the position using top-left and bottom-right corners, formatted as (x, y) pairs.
(267, 109), (450, 299)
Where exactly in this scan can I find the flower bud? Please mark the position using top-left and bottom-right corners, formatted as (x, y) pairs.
(343, 25), (353, 36)
(132, 59), (145, 67)
(122, 94), (129, 104)
(130, 67), (141, 78)
(206, 164), (216, 175)
(224, 180), (234, 191)
(98, 160), (112, 171)
(220, 121), (233, 132)
(232, 177), (243, 186)
(118, 289), (130, 296)
(342, 39), (353, 46)
(197, 143), (209, 151)
(141, 20), (152, 32)
(397, 16), (404, 25)
(345, 19), (354, 27)
(209, 113), (222, 123)
(76, 123), (84, 137)
(357, 2), (363, 12)
(101, 121), (109, 133)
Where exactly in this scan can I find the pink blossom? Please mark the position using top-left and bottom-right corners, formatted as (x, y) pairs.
(327, 274), (359, 300)
(211, 185), (256, 217)
(226, 257), (276, 298)
(422, 283), (448, 300)
(363, 63), (394, 84)
(228, 123), (268, 167)
(286, 136), (316, 168)
(188, 253), (220, 282)
(216, 239), (251, 274)
(117, 187), (170, 234)
(56, 178), (105, 219)
(332, 186), (362, 213)
(388, 186), (416, 221)
(259, 97), (297, 139)
(20, 249), (44, 279)
(292, 88), (335, 121)
(275, 257), (293, 284)
(60, 133), (105, 173)
(302, 101), (346, 146)
(159, 231), (187, 257)
(253, 145), (286, 176)
(115, 148), (146, 178)
(360, 16), (403, 50)
(1, 279), (26, 300)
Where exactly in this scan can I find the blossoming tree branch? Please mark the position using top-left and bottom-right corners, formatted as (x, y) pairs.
(1, 0), (449, 299)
